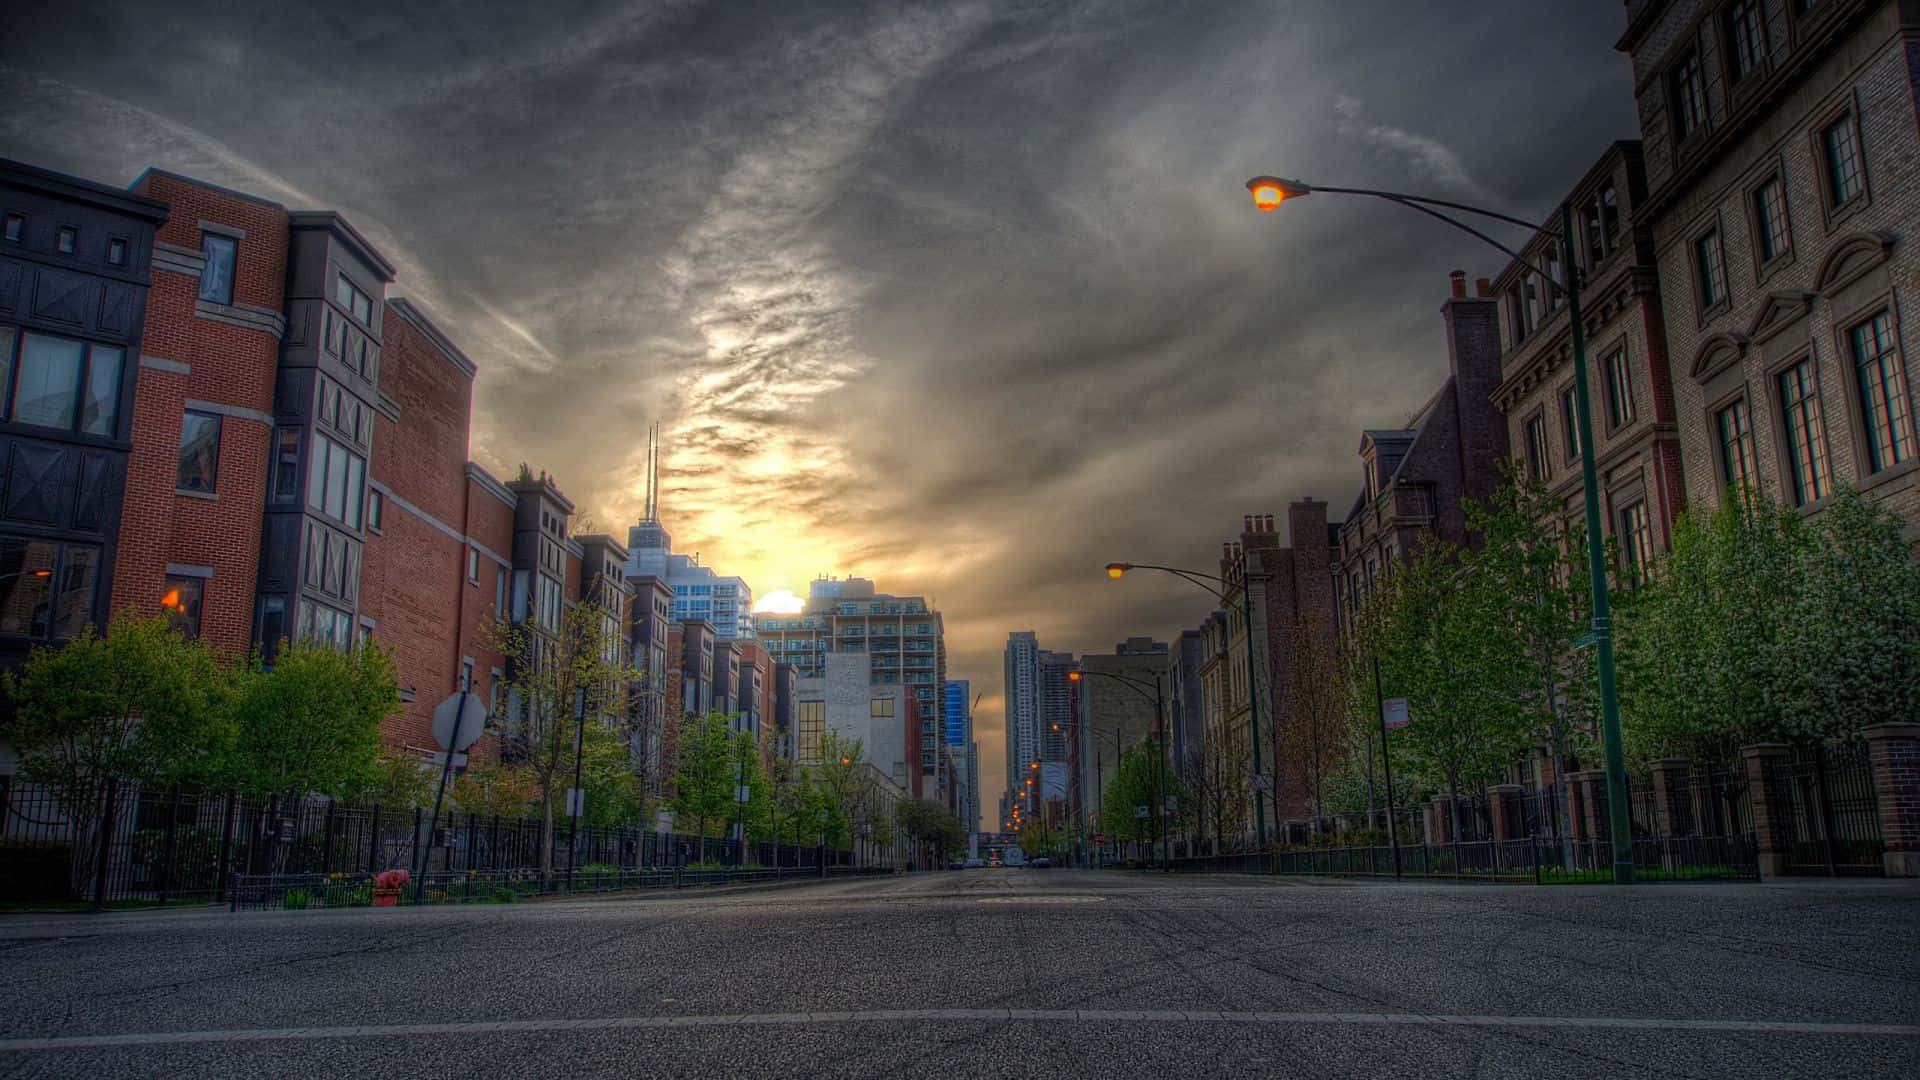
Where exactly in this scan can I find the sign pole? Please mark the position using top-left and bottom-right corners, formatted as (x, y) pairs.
(1374, 659), (1401, 880)
(415, 689), (470, 904)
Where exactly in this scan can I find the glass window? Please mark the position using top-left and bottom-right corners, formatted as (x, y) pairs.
(324, 439), (348, 519)
(1716, 399), (1757, 491)
(54, 545), (96, 639)
(1603, 350), (1635, 429)
(55, 226), (76, 255)
(1695, 231), (1724, 309)
(0, 327), (12, 413)
(468, 548), (481, 583)
(336, 274), (373, 324)
(272, 427), (302, 506)
(1523, 415), (1548, 482)
(343, 453), (363, 528)
(199, 234), (236, 304)
(1779, 358), (1830, 505)
(797, 701), (826, 764)
(2, 214), (21, 242)
(1753, 176), (1789, 262)
(306, 431), (327, 512)
(107, 238), (127, 266)
(177, 410), (221, 493)
(78, 346), (121, 436)
(1725, 0), (1767, 82)
(367, 488), (384, 531)
(258, 595), (287, 656)
(13, 332), (83, 430)
(1618, 501), (1655, 585)
(1852, 310), (1913, 472)
(161, 575), (204, 640)
(871, 697), (895, 717)
(0, 539), (56, 638)
(1670, 49), (1707, 140)
(1823, 116), (1864, 206)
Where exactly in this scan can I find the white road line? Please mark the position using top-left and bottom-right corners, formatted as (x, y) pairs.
(2, 1011), (1916, 1051)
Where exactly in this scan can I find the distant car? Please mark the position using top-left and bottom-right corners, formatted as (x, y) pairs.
(1029, 857), (1051, 868)
(949, 858), (966, 870)
(965, 858), (986, 869)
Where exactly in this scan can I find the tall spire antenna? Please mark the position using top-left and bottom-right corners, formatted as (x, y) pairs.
(643, 423), (660, 522)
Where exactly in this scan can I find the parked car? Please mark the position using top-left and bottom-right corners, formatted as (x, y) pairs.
(965, 858), (986, 869)
(949, 858), (967, 870)
(1028, 857), (1051, 868)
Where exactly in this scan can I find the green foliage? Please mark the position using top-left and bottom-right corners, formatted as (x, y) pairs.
(1618, 484), (1920, 757)
(670, 712), (737, 844)
(579, 719), (650, 829)
(281, 888), (313, 911)
(1098, 743), (1184, 846)
(452, 762), (538, 818)
(224, 638), (398, 798)
(4, 613), (230, 817)
(489, 599), (641, 874)
(352, 751), (437, 810)
(894, 798), (966, 857)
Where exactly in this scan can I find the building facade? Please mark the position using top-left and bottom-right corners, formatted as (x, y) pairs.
(0, 159), (166, 680)
(1490, 144), (1688, 581)
(1620, 0), (1920, 531)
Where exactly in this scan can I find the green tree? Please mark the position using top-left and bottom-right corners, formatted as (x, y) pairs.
(1098, 743), (1183, 855)
(490, 599), (638, 877)
(451, 760), (538, 818)
(670, 712), (736, 861)
(3, 614), (229, 895)
(580, 719), (651, 829)
(894, 798), (965, 866)
(352, 750), (436, 810)
(224, 638), (398, 799)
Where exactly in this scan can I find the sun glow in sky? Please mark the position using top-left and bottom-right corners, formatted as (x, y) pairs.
(754, 589), (806, 614)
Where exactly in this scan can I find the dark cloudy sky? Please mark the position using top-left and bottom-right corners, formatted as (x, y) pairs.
(2, 1), (1636, 825)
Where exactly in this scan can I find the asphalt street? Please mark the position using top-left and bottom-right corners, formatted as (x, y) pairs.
(0, 870), (1915, 1078)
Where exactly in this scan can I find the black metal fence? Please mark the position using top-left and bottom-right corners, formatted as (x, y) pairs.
(1172, 833), (1759, 883)
(1768, 743), (1884, 876)
(228, 863), (893, 911)
(0, 778), (873, 908)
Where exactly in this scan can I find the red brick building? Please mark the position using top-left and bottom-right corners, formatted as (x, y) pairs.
(111, 170), (294, 659)
(357, 298), (514, 763)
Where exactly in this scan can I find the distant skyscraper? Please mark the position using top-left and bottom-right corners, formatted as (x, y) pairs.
(756, 577), (948, 785)
(944, 680), (971, 747)
(1003, 632), (1041, 813)
(624, 424), (755, 639)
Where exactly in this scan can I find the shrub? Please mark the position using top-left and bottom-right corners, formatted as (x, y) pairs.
(281, 888), (312, 910)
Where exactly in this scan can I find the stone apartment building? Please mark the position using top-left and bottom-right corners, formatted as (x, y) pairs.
(1337, 276), (1509, 616)
(1619, 0), (1920, 531)
(1216, 502), (1340, 838)
(1490, 143), (1688, 579)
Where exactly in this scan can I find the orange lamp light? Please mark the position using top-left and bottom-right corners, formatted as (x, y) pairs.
(1245, 176), (1310, 212)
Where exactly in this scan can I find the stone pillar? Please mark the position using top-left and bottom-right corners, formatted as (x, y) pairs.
(1568, 770), (1605, 850)
(1649, 758), (1691, 836)
(1487, 784), (1522, 842)
(1425, 795), (1452, 846)
(1741, 743), (1792, 878)
(1862, 724), (1920, 878)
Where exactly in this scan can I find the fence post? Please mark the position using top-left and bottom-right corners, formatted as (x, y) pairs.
(216, 792), (237, 903)
(157, 786), (181, 906)
(368, 803), (381, 874)
(410, 805), (425, 901)
(1813, 743), (1839, 878)
(1741, 743), (1792, 879)
(1532, 834), (1541, 885)
(1862, 724), (1920, 877)
(91, 777), (119, 912)
(321, 799), (335, 876)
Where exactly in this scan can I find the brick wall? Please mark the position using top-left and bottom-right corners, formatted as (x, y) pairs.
(112, 174), (287, 660)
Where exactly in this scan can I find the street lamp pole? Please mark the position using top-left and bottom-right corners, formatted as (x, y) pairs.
(1243, 177), (1632, 883)
(1104, 563), (1267, 847)
(1071, 667), (1171, 869)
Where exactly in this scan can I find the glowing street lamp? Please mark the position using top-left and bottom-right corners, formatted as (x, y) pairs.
(1240, 170), (1633, 883)
(1244, 176), (1312, 211)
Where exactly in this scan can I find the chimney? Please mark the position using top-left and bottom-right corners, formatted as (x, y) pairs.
(1242, 515), (1254, 533)
(1475, 277), (1493, 298)
(1449, 269), (1466, 299)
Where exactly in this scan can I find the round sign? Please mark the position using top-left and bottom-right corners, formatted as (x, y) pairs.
(431, 690), (488, 752)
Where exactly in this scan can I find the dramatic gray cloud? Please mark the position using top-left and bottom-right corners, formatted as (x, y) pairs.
(1, 0), (1636, 825)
